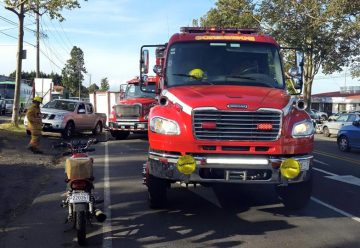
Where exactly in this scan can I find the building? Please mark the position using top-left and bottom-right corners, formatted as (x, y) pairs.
(311, 86), (360, 115)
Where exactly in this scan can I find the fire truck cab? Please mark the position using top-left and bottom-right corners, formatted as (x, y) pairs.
(108, 77), (158, 140)
(140, 27), (314, 210)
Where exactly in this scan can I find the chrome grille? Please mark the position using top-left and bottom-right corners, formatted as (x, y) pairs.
(193, 110), (282, 141)
(114, 104), (141, 118)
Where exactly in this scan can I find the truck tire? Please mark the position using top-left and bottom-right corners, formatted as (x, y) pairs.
(276, 177), (313, 210)
(111, 131), (130, 140)
(62, 122), (75, 139)
(147, 174), (167, 209)
(92, 121), (103, 135)
(26, 129), (31, 135)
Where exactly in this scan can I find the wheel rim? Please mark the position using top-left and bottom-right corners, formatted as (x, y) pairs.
(96, 123), (101, 132)
(339, 137), (348, 151)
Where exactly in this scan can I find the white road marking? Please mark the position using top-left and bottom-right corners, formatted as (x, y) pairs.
(103, 138), (112, 248)
(313, 167), (337, 177)
(311, 197), (360, 223)
(314, 159), (329, 166)
(325, 175), (360, 187)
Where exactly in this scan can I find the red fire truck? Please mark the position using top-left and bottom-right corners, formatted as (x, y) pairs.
(108, 77), (158, 140)
(140, 27), (314, 210)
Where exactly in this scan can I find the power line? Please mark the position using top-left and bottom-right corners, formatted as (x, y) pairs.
(0, 29), (36, 47)
(40, 21), (67, 65)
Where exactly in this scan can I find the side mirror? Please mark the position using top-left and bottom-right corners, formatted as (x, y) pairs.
(78, 109), (86, 114)
(141, 49), (149, 74)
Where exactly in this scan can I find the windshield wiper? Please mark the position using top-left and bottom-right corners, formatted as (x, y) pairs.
(226, 75), (256, 80)
(172, 73), (199, 80)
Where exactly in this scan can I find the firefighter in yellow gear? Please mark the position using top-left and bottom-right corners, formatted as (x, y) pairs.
(27, 96), (43, 154)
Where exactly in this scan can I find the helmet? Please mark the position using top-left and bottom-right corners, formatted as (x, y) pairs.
(33, 96), (43, 103)
(189, 68), (204, 80)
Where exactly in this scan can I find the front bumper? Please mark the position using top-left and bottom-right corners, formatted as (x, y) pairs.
(147, 151), (313, 185)
(109, 121), (148, 132)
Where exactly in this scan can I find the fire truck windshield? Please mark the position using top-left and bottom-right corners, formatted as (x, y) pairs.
(165, 41), (285, 89)
(125, 84), (156, 99)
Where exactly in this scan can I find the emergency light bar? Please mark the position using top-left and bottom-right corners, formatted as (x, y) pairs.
(180, 27), (260, 34)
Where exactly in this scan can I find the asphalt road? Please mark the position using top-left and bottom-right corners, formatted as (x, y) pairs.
(1, 133), (359, 248)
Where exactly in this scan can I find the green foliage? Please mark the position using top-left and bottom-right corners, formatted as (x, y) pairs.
(8, 71), (62, 85)
(61, 46), (87, 97)
(100, 77), (110, 91)
(4, 0), (86, 21)
(260, 0), (360, 103)
(194, 0), (259, 28)
(88, 83), (99, 94)
(197, 0), (360, 105)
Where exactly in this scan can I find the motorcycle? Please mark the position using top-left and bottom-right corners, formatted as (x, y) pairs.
(57, 138), (106, 246)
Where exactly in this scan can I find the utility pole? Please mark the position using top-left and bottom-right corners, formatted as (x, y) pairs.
(78, 60), (81, 100)
(36, 2), (40, 78)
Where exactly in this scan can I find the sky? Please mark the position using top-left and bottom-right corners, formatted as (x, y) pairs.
(0, 0), (358, 94)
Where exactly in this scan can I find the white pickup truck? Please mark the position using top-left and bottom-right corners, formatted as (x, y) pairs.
(24, 99), (107, 139)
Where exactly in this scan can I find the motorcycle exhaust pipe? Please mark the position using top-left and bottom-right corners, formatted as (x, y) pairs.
(94, 209), (107, 223)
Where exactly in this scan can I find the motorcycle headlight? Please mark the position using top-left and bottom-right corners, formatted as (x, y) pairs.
(292, 120), (314, 138)
(54, 115), (65, 120)
(150, 117), (180, 135)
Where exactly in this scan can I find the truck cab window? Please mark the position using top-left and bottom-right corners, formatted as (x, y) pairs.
(86, 104), (93, 114)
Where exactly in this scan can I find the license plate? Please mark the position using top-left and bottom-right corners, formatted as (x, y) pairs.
(69, 192), (90, 203)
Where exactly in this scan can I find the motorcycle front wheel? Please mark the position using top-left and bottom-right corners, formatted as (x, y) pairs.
(76, 211), (86, 246)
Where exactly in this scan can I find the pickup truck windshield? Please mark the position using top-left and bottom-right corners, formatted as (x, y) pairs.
(42, 100), (77, 111)
(165, 41), (284, 89)
(125, 84), (156, 99)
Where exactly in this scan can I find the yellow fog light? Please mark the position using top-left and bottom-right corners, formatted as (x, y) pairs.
(280, 158), (300, 179)
(176, 155), (196, 175)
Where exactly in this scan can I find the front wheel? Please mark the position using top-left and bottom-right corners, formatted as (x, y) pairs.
(62, 122), (75, 139)
(76, 211), (86, 246)
(147, 174), (168, 209)
(323, 126), (330, 137)
(276, 177), (313, 210)
(338, 135), (350, 152)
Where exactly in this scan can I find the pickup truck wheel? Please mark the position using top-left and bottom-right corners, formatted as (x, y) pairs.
(323, 126), (330, 137)
(62, 122), (75, 139)
(147, 174), (167, 209)
(26, 129), (31, 135)
(92, 122), (103, 135)
(276, 177), (313, 210)
(111, 131), (130, 140)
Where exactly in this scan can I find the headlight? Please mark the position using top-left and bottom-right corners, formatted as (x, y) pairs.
(292, 120), (314, 137)
(54, 115), (65, 120)
(150, 117), (180, 135)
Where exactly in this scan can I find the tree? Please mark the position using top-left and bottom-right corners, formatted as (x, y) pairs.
(61, 46), (87, 98)
(100, 77), (110, 91)
(4, 0), (86, 127)
(197, 0), (360, 108)
(88, 83), (99, 94)
(9, 70), (62, 85)
(260, 0), (360, 108)
(194, 0), (259, 28)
